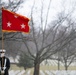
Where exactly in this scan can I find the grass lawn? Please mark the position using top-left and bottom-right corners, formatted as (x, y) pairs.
(9, 64), (76, 75)
(10, 64), (76, 70)
(40, 65), (76, 70)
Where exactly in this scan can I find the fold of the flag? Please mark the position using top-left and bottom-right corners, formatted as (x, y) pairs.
(2, 8), (30, 33)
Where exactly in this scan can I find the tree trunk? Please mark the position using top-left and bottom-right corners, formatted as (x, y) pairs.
(57, 52), (60, 70)
(58, 59), (60, 70)
(33, 62), (40, 75)
(65, 65), (68, 70)
(64, 62), (68, 70)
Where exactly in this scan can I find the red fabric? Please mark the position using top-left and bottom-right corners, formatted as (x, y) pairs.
(2, 8), (30, 33)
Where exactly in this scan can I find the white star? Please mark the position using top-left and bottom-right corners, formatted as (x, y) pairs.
(14, 15), (18, 18)
(7, 22), (11, 27)
(21, 24), (26, 29)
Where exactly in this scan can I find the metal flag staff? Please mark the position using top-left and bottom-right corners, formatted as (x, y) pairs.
(1, 24), (5, 75)
(2, 32), (4, 75)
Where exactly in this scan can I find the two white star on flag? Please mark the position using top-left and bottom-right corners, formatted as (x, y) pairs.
(7, 12), (26, 29)
(7, 22), (11, 27)
(21, 24), (26, 29)
(7, 22), (26, 29)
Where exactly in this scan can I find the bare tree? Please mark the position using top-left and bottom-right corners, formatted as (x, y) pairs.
(55, 12), (76, 70)
(57, 38), (76, 70)
(20, 0), (76, 75)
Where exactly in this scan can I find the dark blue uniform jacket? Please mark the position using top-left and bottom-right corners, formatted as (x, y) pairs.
(0, 57), (10, 75)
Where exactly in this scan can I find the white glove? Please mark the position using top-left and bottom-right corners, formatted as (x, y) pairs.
(1, 70), (5, 74)
(0, 67), (1, 70)
(3, 67), (6, 70)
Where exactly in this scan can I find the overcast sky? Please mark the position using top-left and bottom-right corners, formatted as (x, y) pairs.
(17, 0), (76, 24)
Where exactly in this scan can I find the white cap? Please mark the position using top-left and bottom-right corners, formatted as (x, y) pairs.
(0, 49), (6, 53)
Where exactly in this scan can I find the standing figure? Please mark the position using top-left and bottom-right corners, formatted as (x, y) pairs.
(0, 49), (10, 75)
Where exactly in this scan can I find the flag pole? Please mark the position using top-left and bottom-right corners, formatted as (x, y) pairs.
(2, 7), (4, 74)
(2, 7), (4, 50)
(2, 31), (4, 75)
(2, 31), (4, 50)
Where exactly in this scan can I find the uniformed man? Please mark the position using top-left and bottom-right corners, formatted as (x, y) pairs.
(0, 49), (10, 75)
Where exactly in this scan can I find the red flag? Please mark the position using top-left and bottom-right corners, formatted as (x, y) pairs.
(2, 8), (30, 33)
